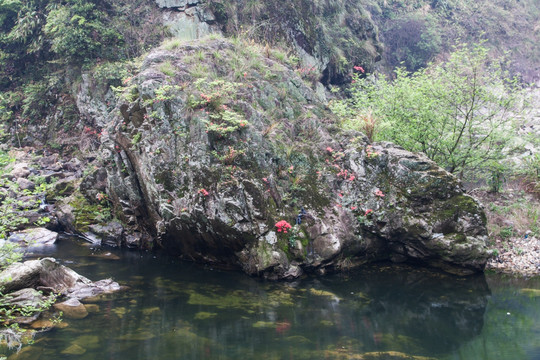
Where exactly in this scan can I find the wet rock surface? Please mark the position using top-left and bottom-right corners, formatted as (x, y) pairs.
(8, 228), (58, 248)
(0, 258), (120, 299)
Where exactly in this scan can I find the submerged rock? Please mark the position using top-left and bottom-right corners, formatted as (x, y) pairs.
(29, 318), (69, 329)
(82, 38), (490, 279)
(60, 344), (86, 355)
(54, 298), (88, 319)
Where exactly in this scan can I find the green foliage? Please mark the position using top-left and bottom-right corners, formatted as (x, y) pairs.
(159, 61), (175, 77)
(332, 43), (522, 178)
(499, 226), (514, 240)
(372, 0), (540, 80)
(188, 78), (249, 138)
(211, 146), (245, 165)
(162, 38), (182, 51)
(131, 132), (141, 146)
(0, 0), (165, 147)
(43, 1), (123, 65)
(0, 241), (22, 270)
(486, 161), (507, 193)
(0, 286), (60, 350)
(20, 80), (50, 121)
(519, 151), (540, 194)
(92, 61), (131, 88)
(111, 83), (138, 103)
(207, 0), (381, 84)
(383, 13), (441, 71)
(0, 0), (21, 25)
(0, 194), (30, 240)
(69, 195), (112, 231)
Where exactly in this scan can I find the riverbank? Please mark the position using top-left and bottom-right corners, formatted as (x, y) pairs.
(1, 147), (539, 278)
(473, 188), (540, 276)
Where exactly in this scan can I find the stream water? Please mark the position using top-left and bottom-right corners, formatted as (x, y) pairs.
(4, 236), (540, 360)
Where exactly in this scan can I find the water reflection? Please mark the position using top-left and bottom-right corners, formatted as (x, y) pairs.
(6, 237), (536, 360)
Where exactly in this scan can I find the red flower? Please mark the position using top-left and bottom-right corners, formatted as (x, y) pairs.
(199, 188), (209, 196)
(326, 146), (334, 153)
(275, 220), (292, 234)
(353, 65), (365, 73)
(365, 209), (373, 216)
(375, 189), (385, 198)
(348, 175), (355, 181)
(351, 206), (357, 210)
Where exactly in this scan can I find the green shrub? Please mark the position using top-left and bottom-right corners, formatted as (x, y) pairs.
(332, 43), (522, 178)
(92, 61), (131, 87)
(0, 241), (22, 270)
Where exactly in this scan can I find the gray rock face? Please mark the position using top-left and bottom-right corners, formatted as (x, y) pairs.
(87, 39), (489, 279)
(162, 10), (217, 41)
(2, 288), (46, 308)
(8, 228), (58, 247)
(87, 221), (124, 247)
(155, 0), (198, 9)
(10, 163), (31, 178)
(0, 258), (120, 299)
(16, 177), (35, 191)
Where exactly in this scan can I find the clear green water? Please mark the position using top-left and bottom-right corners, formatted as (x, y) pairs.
(4, 237), (540, 360)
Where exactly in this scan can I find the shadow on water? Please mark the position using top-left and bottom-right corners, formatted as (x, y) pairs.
(5, 236), (538, 360)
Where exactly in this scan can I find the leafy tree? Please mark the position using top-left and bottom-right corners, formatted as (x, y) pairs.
(44, 1), (123, 64)
(332, 44), (522, 178)
(382, 13), (442, 71)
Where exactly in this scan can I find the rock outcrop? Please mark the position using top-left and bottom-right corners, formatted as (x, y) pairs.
(76, 37), (491, 279)
(0, 258), (120, 298)
(151, 0), (382, 84)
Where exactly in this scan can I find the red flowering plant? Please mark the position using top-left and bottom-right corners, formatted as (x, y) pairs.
(366, 145), (380, 159)
(353, 65), (365, 73)
(296, 66), (320, 84)
(357, 208), (374, 226)
(96, 192), (108, 203)
(198, 188), (209, 197)
(275, 220), (300, 249)
(275, 220), (292, 234)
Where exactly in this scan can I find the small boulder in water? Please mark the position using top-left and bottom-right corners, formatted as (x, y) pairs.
(54, 298), (88, 319)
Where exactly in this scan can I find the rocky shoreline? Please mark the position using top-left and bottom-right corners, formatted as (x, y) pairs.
(486, 234), (540, 276)
(2, 147), (539, 278)
(474, 188), (540, 277)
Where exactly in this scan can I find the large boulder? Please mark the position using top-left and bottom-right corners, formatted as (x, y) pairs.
(86, 38), (489, 279)
(0, 258), (120, 299)
(8, 228), (58, 247)
(10, 163), (31, 179)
